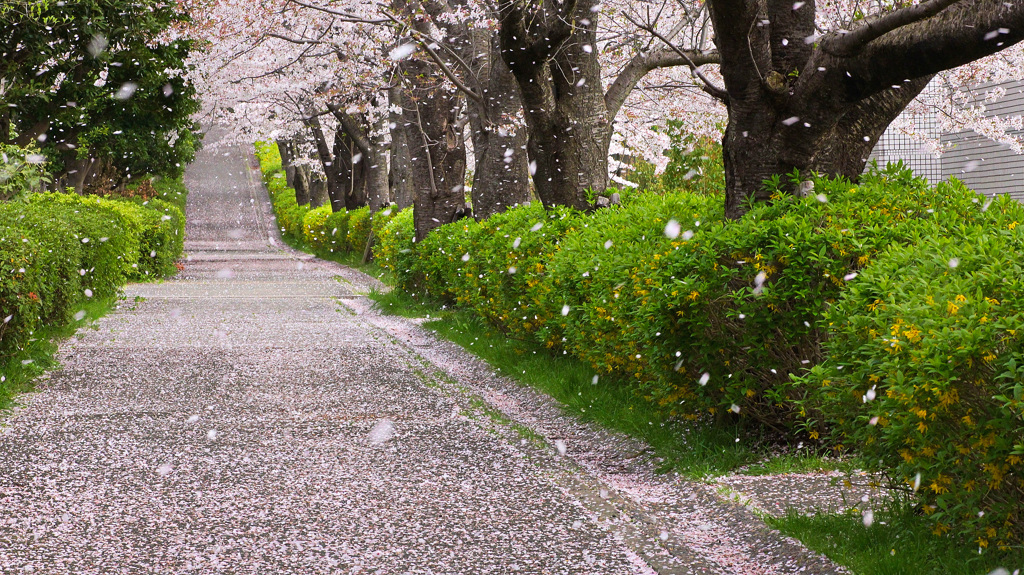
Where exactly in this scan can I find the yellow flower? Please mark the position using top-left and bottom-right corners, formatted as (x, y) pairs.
(688, 291), (699, 301)
(955, 294), (967, 303)
(947, 301), (959, 315)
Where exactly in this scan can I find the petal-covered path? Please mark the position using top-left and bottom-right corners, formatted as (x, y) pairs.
(0, 134), (844, 574)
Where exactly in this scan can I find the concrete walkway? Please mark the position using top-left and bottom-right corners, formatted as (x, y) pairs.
(0, 134), (843, 574)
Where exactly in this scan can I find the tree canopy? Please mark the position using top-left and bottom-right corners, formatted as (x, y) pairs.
(1, 0), (202, 189)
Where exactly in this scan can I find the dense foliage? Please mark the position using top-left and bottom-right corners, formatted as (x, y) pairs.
(255, 142), (377, 256)
(1, 0), (202, 185)
(255, 139), (1024, 547)
(799, 223), (1024, 549)
(368, 166), (1024, 546)
(0, 191), (185, 360)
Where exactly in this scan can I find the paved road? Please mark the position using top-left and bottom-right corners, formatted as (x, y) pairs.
(0, 132), (844, 575)
(0, 133), (660, 574)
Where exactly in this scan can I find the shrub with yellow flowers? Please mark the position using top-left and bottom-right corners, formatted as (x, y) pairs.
(302, 205), (334, 252)
(373, 207), (416, 283)
(798, 224), (1024, 548)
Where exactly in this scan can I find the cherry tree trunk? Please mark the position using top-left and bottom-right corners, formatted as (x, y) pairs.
(706, 0), (1024, 218)
(293, 164), (311, 206)
(333, 127), (367, 210)
(276, 140), (297, 188)
(388, 85), (415, 211)
(364, 114), (391, 213)
(499, 0), (610, 211)
(398, 59), (467, 241)
(719, 74), (931, 219)
(309, 170), (329, 209)
(464, 32), (531, 219)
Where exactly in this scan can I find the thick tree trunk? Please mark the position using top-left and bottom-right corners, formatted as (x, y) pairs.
(707, 0), (1024, 218)
(364, 113), (391, 212)
(333, 128), (367, 210)
(328, 103), (391, 213)
(499, 0), (610, 211)
(293, 164), (311, 206)
(718, 67), (930, 219)
(304, 114), (344, 212)
(463, 27), (531, 219)
(388, 85), (415, 210)
(309, 171), (329, 209)
(420, 0), (531, 219)
(398, 58), (467, 241)
(276, 139), (297, 187)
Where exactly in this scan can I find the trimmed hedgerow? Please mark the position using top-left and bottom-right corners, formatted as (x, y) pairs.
(303, 205), (333, 252)
(353, 160), (1024, 546)
(796, 223), (1024, 548)
(374, 207), (415, 282)
(255, 141), (308, 242)
(254, 142), (380, 257)
(0, 190), (185, 360)
(346, 207), (371, 254)
(377, 166), (1007, 429)
(29, 194), (183, 279)
(628, 167), (1009, 427)
(323, 209), (351, 254)
(410, 203), (582, 339)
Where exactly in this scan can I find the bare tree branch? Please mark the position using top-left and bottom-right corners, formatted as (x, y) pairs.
(619, 12), (727, 106)
(378, 10), (484, 104)
(824, 0), (964, 56)
(285, 0), (390, 24)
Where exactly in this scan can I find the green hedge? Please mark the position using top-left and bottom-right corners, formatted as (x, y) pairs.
(797, 225), (1024, 548)
(254, 142), (378, 258)
(0, 190), (186, 360)
(378, 167), (1009, 426)
(371, 165), (1024, 546)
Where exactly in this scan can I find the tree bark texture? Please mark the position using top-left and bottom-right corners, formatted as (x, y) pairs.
(398, 57), (467, 241)
(303, 112), (344, 212)
(421, 0), (532, 219)
(499, 0), (609, 210)
(276, 139), (297, 188)
(707, 0), (1024, 218)
(293, 164), (311, 206)
(332, 127), (368, 210)
(497, 0), (718, 210)
(328, 103), (392, 213)
(388, 85), (415, 211)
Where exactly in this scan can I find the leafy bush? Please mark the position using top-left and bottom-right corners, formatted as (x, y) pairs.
(346, 207), (372, 254)
(373, 207), (415, 283)
(256, 142), (309, 242)
(1, 144), (51, 201)
(412, 203), (581, 339)
(302, 205), (333, 252)
(0, 206), (84, 355)
(613, 168), (1008, 427)
(33, 194), (181, 279)
(659, 127), (724, 196)
(543, 191), (721, 416)
(1, 189), (185, 359)
(151, 176), (189, 212)
(323, 209), (351, 254)
(797, 225), (1024, 548)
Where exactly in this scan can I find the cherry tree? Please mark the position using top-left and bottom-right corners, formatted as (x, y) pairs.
(186, 0), (1024, 228)
(703, 0), (1024, 217)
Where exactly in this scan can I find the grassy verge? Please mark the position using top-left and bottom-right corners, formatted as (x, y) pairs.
(0, 295), (118, 414)
(370, 287), (806, 478)
(768, 503), (1022, 575)
(375, 288), (1024, 572)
